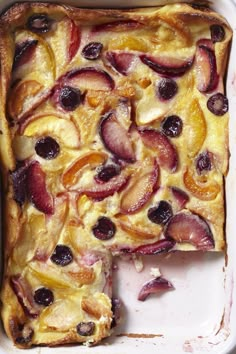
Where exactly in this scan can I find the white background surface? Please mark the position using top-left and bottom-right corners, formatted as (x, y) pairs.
(0, 1), (236, 353)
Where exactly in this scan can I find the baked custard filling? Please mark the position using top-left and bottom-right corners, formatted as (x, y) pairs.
(0, 2), (232, 348)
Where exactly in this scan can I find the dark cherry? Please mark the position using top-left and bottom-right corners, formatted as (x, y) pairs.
(95, 164), (121, 182)
(92, 217), (116, 240)
(111, 298), (122, 328)
(50, 245), (73, 266)
(76, 322), (95, 336)
(161, 115), (183, 137)
(82, 42), (103, 60)
(207, 93), (228, 116)
(34, 287), (54, 306)
(59, 86), (81, 111)
(35, 136), (60, 160)
(148, 200), (173, 225)
(210, 24), (225, 43)
(156, 78), (178, 100)
(196, 151), (212, 174)
(27, 14), (52, 33)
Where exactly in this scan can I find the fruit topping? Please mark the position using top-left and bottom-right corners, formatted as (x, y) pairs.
(82, 42), (103, 60)
(99, 111), (135, 162)
(11, 161), (28, 206)
(62, 151), (108, 188)
(111, 298), (122, 328)
(148, 200), (173, 225)
(109, 36), (148, 51)
(133, 239), (176, 255)
(50, 245), (73, 266)
(118, 217), (160, 240)
(183, 166), (220, 200)
(120, 160), (159, 214)
(23, 114), (80, 149)
(35, 136), (60, 160)
(165, 211), (215, 250)
(13, 40), (38, 70)
(161, 115), (183, 138)
(170, 187), (189, 208)
(139, 128), (178, 172)
(196, 39), (219, 93)
(156, 78), (178, 101)
(68, 20), (81, 61)
(186, 99), (206, 157)
(10, 275), (40, 318)
(210, 24), (225, 43)
(15, 326), (34, 346)
(106, 52), (135, 76)
(76, 322), (95, 336)
(27, 14), (52, 33)
(79, 173), (129, 199)
(27, 161), (54, 214)
(58, 86), (81, 111)
(138, 277), (174, 301)
(63, 67), (115, 91)
(140, 54), (194, 77)
(92, 20), (141, 33)
(196, 151), (212, 175)
(207, 93), (228, 116)
(34, 288), (54, 307)
(92, 216), (116, 240)
(95, 163), (121, 183)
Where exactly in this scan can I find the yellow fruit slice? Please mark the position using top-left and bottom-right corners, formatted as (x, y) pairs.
(109, 35), (148, 51)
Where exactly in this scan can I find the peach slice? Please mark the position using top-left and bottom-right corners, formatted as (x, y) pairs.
(108, 35), (148, 51)
(23, 114), (80, 148)
(62, 151), (108, 188)
(183, 167), (220, 201)
(118, 216), (161, 240)
(8, 80), (43, 119)
(120, 159), (159, 214)
(186, 99), (206, 158)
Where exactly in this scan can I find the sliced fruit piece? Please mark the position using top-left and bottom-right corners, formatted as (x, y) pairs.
(62, 67), (115, 91)
(100, 111), (135, 162)
(79, 173), (129, 199)
(120, 159), (159, 214)
(92, 20), (142, 33)
(23, 114), (80, 149)
(8, 80), (43, 120)
(27, 161), (54, 215)
(10, 275), (40, 318)
(139, 128), (178, 172)
(196, 39), (219, 93)
(138, 277), (174, 301)
(106, 52), (135, 76)
(109, 36), (148, 51)
(68, 20), (81, 62)
(118, 216), (161, 240)
(183, 166), (220, 201)
(133, 239), (176, 255)
(186, 99), (206, 158)
(140, 54), (194, 77)
(68, 267), (95, 285)
(165, 211), (215, 250)
(170, 187), (189, 209)
(13, 40), (38, 70)
(62, 151), (108, 188)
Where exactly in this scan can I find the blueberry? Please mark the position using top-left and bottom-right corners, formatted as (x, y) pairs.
(207, 93), (228, 116)
(34, 287), (54, 306)
(50, 245), (73, 266)
(156, 78), (178, 100)
(59, 86), (81, 111)
(161, 115), (183, 137)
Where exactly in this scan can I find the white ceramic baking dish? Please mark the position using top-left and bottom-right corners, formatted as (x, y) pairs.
(0, 0), (236, 353)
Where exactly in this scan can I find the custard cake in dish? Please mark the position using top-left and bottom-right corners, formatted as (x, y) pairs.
(0, 1), (232, 348)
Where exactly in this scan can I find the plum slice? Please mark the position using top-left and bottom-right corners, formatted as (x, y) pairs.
(196, 39), (219, 93)
(68, 20), (81, 62)
(120, 160), (159, 214)
(138, 277), (174, 301)
(100, 111), (135, 162)
(13, 40), (38, 70)
(106, 52), (135, 76)
(133, 239), (176, 255)
(165, 211), (215, 250)
(92, 20), (142, 33)
(170, 186), (189, 209)
(27, 161), (54, 215)
(138, 128), (178, 172)
(140, 54), (194, 77)
(62, 67), (115, 91)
